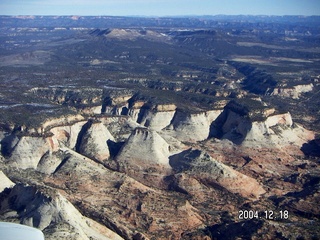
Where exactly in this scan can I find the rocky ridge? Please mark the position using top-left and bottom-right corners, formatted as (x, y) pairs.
(0, 91), (319, 239)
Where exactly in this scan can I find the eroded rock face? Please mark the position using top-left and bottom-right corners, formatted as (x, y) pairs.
(265, 112), (293, 127)
(139, 110), (176, 131)
(209, 100), (313, 148)
(168, 110), (220, 142)
(0, 184), (123, 240)
(271, 83), (314, 99)
(210, 103), (252, 144)
(0, 171), (15, 192)
(243, 112), (314, 148)
(7, 136), (51, 169)
(77, 121), (115, 162)
(0, 97), (318, 239)
(170, 149), (266, 199)
(36, 151), (66, 174)
(50, 121), (87, 149)
(116, 128), (172, 188)
(117, 128), (170, 167)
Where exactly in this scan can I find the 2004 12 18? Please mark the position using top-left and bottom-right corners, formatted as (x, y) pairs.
(238, 210), (289, 220)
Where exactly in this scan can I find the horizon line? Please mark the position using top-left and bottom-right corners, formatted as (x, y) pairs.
(1, 14), (320, 18)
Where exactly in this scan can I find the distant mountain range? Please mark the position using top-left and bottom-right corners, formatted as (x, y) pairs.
(1, 15), (320, 29)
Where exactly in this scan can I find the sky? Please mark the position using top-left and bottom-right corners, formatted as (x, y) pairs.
(0, 0), (320, 16)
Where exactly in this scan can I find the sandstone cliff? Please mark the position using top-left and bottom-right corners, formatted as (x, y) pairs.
(77, 121), (115, 162)
(6, 136), (51, 169)
(139, 109), (176, 131)
(49, 120), (87, 149)
(166, 110), (222, 142)
(117, 128), (170, 166)
(0, 184), (123, 240)
(271, 83), (314, 99)
(210, 100), (314, 147)
(115, 128), (172, 188)
(244, 112), (314, 148)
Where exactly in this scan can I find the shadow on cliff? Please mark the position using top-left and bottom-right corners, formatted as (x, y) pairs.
(209, 101), (252, 145)
(0, 134), (19, 157)
(107, 139), (125, 158)
(200, 219), (264, 240)
(0, 184), (52, 228)
(301, 138), (320, 158)
(75, 120), (93, 153)
(169, 148), (201, 172)
(165, 149), (201, 195)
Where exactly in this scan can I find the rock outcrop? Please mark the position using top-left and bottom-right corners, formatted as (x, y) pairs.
(209, 100), (314, 147)
(6, 136), (51, 169)
(210, 101), (253, 144)
(0, 184), (123, 240)
(170, 149), (266, 199)
(244, 112), (314, 147)
(138, 104), (177, 131)
(271, 83), (314, 99)
(77, 121), (114, 162)
(166, 110), (222, 142)
(49, 120), (87, 149)
(36, 151), (65, 174)
(0, 171), (15, 192)
(117, 128), (170, 166)
(115, 128), (172, 188)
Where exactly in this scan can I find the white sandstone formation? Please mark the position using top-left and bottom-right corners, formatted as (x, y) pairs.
(117, 128), (170, 167)
(244, 112), (314, 147)
(265, 112), (293, 127)
(221, 110), (252, 144)
(138, 104), (177, 131)
(78, 122), (115, 161)
(271, 83), (314, 99)
(167, 110), (221, 142)
(50, 121), (87, 149)
(0, 171), (15, 192)
(141, 110), (175, 130)
(0, 184), (123, 240)
(210, 99), (311, 146)
(36, 151), (64, 174)
(139, 110), (176, 130)
(127, 101), (147, 123)
(116, 127), (172, 188)
(8, 136), (51, 169)
(105, 105), (128, 116)
(127, 107), (141, 122)
(47, 193), (123, 240)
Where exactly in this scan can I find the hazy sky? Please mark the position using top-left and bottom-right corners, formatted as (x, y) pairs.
(1, 0), (320, 16)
